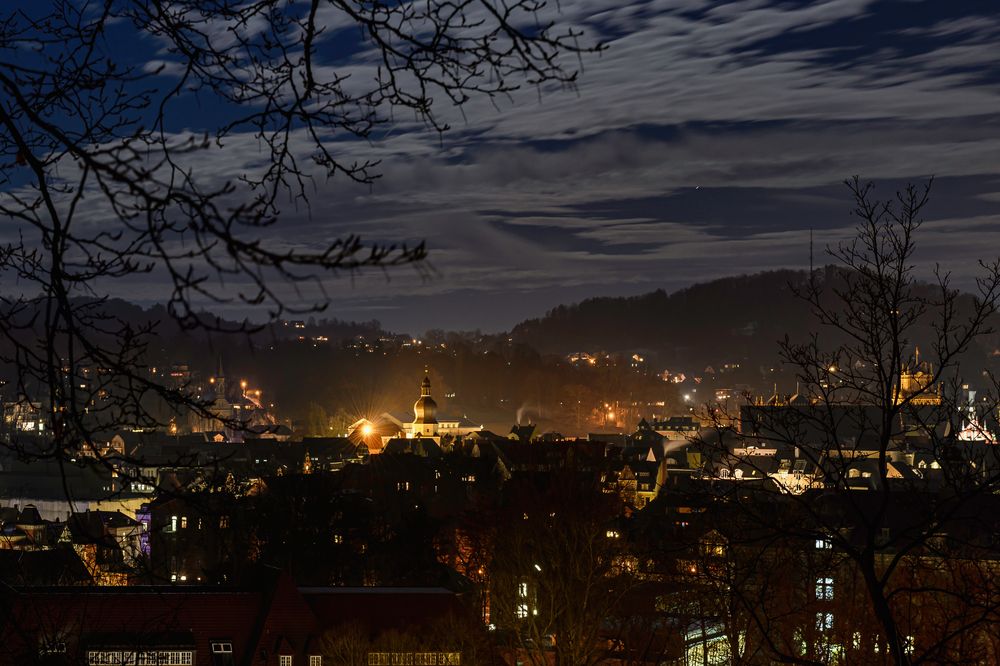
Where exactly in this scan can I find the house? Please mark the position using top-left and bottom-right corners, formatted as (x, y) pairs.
(66, 510), (145, 585)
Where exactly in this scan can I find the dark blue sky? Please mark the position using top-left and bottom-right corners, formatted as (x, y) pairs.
(92, 1), (1000, 333)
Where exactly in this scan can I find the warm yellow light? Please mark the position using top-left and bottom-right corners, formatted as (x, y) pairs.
(361, 423), (374, 437)
(607, 411), (615, 420)
(240, 380), (248, 390)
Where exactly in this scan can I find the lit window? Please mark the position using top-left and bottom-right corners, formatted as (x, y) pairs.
(333, 533), (343, 544)
(816, 612), (834, 631)
(170, 515), (178, 532)
(815, 577), (834, 600)
(309, 657), (322, 666)
(280, 657), (293, 666)
(815, 538), (832, 549)
(181, 516), (188, 529)
(516, 581), (530, 618)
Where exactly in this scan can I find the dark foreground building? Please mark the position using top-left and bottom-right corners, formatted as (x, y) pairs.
(0, 567), (465, 665)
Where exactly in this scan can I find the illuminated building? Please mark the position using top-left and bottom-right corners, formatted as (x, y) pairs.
(349, 376), (484, 453)
(412, 375), (439, 438)
(893, 349), (941, 406)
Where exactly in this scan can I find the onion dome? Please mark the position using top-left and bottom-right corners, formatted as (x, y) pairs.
(413, 376), (438, 424)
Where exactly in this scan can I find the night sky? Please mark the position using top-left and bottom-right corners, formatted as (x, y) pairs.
(125, 0), (1000, 333)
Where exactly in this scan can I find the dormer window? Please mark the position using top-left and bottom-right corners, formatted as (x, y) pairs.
(210, 643), (234, 666)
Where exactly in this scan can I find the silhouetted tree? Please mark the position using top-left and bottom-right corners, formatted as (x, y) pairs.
(0, 0), (599, 477)
(696, 179), (1000, 665)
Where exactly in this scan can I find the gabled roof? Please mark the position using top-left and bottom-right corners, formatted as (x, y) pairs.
(382, 437), (442, 458)
(0, 548), (92, 586)
(510, 424), (536, 442)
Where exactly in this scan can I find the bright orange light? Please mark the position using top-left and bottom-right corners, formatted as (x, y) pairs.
(240, 380), (248, 390)
(361, 423), (374, 437)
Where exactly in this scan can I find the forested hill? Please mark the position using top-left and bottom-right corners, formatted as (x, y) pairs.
(509, 267), (1000, 370)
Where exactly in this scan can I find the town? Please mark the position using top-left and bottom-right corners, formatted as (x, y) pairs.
(2, 329), (999, 664)
(2, 1), (998, 665)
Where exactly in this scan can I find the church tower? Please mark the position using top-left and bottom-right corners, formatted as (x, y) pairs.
(412, 375), (439, 437)
(213, 355), (227, 400)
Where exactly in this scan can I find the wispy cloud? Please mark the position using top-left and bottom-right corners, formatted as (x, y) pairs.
(80, 1), (1000, 331)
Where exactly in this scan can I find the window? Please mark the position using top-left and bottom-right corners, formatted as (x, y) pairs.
(815, 577), (834, 600)
(211, 642), (235, 666)
(220, 515), (230, 529)
(309, 657), (322, 666)
(170, 515), (178, 532)
(516, 581), (530, 618)
(816, 612), (834, 631)
(332, 533), (343, 544)
(181, 516), (188, 529)
(280, 657), (293, 666)
(815, 538), (832, 550)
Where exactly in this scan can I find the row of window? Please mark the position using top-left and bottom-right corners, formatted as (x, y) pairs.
(279, 656), (321, 666)
(168, 515), (230, 531)
(88, 650), (192, 665)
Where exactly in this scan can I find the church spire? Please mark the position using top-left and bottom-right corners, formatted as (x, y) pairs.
(214, 355), (227, 398)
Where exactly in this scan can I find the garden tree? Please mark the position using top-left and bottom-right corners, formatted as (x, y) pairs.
(304, 401), (331, 436)
(476, 468), (637, 666)
(0, 0), (598, 472)
(318, 615), (498, 666)
(695, 179), (1000, 665)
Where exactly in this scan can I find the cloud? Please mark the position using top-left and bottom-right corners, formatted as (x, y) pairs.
(24, 0), (1000, 332)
